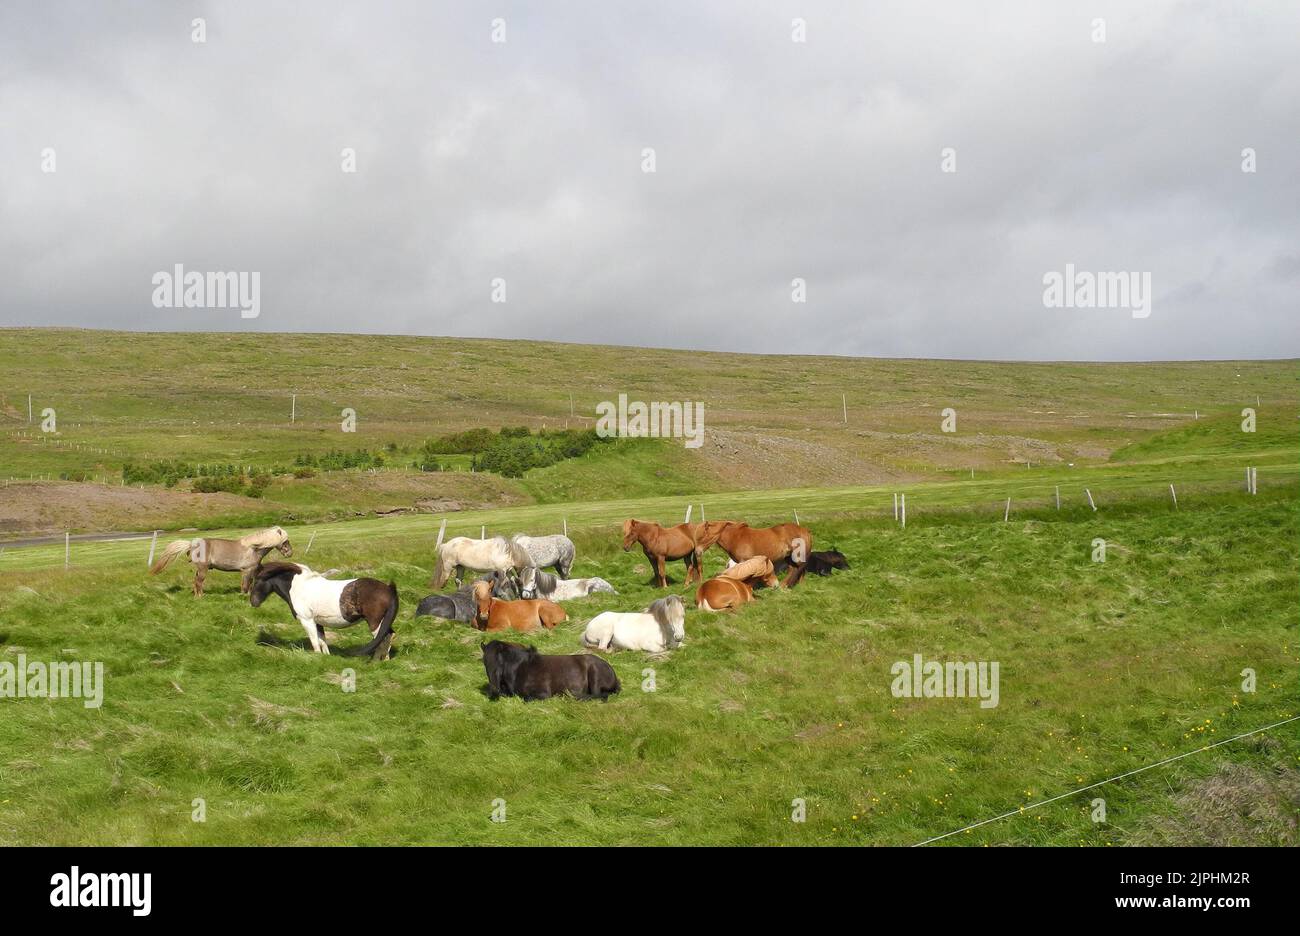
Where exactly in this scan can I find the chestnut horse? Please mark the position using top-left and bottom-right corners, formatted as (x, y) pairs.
(696, 520), (811, 587)
(696, 576), (754, 612)
(471, 580), (567, 634)
(622, 519), (702, 588)
(150, 525), (292, 596)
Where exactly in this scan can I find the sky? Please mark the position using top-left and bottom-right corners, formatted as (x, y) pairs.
(1, 0), (1297, 361)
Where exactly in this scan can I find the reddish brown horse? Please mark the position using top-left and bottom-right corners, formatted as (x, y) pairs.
(621, 519), (702, 588)
(696, 576), (754, 612)
(471, 580), (567, 633)
(696, 520), (811, 587)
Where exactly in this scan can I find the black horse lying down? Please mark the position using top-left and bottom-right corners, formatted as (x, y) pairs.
(807, 549), (850, 576)
(482, 640), (620, 702)
(782, 549), (850, 588)
(415, 571), (517, 622)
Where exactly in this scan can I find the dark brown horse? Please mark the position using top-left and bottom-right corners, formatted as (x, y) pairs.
(482, 640), (620, 701)
(622, 518), (702, 588)
(696, 520), (811, 587)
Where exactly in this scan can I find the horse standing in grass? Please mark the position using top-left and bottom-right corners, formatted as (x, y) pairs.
(696, 520), (811, 587)
(621, 519), (702, 588)
(509, 534), (576, 579)
(431, 536), (517, 589)
(249, 562), (397, 659)
(471, 580), (567, 634)
(149, 525), (292, 596)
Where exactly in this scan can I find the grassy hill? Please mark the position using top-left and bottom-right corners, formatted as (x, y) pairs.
(1, 328), (1294, 535)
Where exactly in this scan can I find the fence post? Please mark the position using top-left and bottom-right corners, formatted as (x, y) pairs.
(893, 493), (899, 521)
(1085, 489), (1096, 511)
(435, 519), (447, 552)
(1004, 498), (1011, 522)
(900, 494), (906, 528)
(1169, 484), (1178, 509)
(481, 525), (486, 540)
(684, 504), (693, 524)
(841, 394), (847, 424)
(65, 531), (70, 570)
(1055, 485), (1060, 510)
(147, 530), (159, 567)
(562, 517), (567, 537)
(793, 509), (799, 526)
(305, 532), (318, 555)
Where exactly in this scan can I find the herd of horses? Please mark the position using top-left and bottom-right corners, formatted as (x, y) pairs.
(148, 518), (849, 701)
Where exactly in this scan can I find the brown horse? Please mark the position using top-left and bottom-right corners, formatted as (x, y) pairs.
(696, 520), (811, 587)
(696, 576), (754, 612)
(471, 580), (567, 634)
(150, 526), (292, 596)
(622, 519), (702, 588)
(717, 556), (779, 588)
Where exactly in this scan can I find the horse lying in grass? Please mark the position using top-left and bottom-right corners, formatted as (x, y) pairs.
(696, 520), (811, 587)
(414, 571), (517, 624)
(431, 536), (516, 589)
(718, 556), (779, 588)
(249, 562), (397, 659)
(517, 566), (617, 601)
(806, 550), (849, 575)
(482, 640), (620, 702)
(472, 580), (567, 633)
(622, 519), (702, 587)
(150, 525), (292, 596)
(582, 595), (686, 652)
(509, 534), (576, 579)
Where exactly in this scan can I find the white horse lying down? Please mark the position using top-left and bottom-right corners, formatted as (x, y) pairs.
(518, 566), (617, 601)
(431, 536), (517, 588)
(581, 595), (685, 652)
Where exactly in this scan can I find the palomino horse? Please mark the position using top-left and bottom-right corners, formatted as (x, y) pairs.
(471, 580), (567, 634)
(717, 556), (779, 588)
(509, 534), (576, 579)
(621, 519), (702, 588)
(150, 525), (292, 596)
(695, 520), (811, 587)
(249, 562), (397, 659)
(431, 536), (517, 589)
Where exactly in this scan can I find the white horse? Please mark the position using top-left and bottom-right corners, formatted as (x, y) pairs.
(431, 536), (517, 589)
(509, 534), (576, 578)
(518, 566), (617, 601)
(581, 595), (686, 652)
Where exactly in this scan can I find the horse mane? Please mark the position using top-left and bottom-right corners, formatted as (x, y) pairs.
(508, 535), (533, 569)
(532, 568), (559, 595)
(255, 561), (303, 580)
(648, 595), (684, 638)
(242, 526), (288, 549)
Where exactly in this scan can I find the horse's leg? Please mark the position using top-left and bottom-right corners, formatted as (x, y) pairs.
(301, 616), (327, 654)
(193, 563), (208, 597)
(240, 566), (254, 594)
(654, 555), (668, 588)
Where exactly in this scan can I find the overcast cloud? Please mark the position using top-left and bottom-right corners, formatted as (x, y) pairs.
(1, 0), (1297, 360)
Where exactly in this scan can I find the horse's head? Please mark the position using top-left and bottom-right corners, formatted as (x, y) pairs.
(517, 566), (538, 599)
(250, 562), (299, 608)
(621, 519), (639, 551)
(651, 595), (687, 646)
(471, 580), (494, 628)
(277, 537), (293, 558)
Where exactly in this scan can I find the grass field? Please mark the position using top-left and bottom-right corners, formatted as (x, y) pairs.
(0, 329), (1296, 845)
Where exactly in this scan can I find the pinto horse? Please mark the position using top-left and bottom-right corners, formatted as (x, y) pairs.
(471, 580), (567, 634)
(696, 520), (811, 587)
(622, 519), (702, 588)
(250, 562), (397, 659)
(150, 525), (292, 596)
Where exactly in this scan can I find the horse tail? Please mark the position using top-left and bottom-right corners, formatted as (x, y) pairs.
(342, 582), (398, 659)
(431, 548), (451, 589)
(149, 539), (194, 574)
